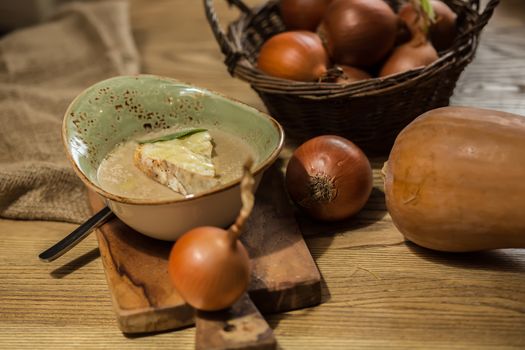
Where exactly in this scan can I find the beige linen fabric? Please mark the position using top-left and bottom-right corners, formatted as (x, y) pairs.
(0, 1), (139, 223)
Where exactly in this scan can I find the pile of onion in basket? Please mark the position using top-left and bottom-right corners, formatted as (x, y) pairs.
(257, 0), (457, 82)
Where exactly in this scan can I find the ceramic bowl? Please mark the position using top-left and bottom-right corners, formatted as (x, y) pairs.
(63, 75), (284, 241)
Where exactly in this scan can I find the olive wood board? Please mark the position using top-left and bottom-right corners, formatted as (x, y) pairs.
(88, 164), (322, 334)
(196, 294), (277, 350)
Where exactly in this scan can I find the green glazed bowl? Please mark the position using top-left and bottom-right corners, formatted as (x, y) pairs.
(63, 75), (284, 240)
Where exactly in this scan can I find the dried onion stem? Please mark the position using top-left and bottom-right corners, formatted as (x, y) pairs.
(227, 158), (255, 244)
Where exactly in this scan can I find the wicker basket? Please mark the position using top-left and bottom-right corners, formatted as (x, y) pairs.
(204, 0), (499, 154)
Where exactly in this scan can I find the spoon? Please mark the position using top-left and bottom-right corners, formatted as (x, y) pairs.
(38, 206), (115, 262)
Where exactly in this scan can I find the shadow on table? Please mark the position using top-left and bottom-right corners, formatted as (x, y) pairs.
(50, 247), (100, 278)
(298, 186), (388, 250)
(407, 241), (525, 272)
(266, 304), (319, 334)
(265, 274), (330, 333)
(123, 324), (194, 339)
(299, 182), (388, 231)
(289, 186), (388, 317)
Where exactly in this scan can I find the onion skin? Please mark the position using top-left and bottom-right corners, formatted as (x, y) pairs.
(430, 0), (457, 51)
(395, 18), (411, 47)
(280, 0), (332, 32)
(384, 107), (525, 252)
(397, 1), (425, 34)
(379, 3), (438, 77)
(379, 38), (438, 76)
(319, 0), (397, 68)
(335, 65), (371, 84)
(286, 135), (373, 221)
(168, 226), (251, 311)
(257, 31), (329, 82)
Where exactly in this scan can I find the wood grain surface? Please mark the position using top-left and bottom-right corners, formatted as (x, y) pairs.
(196, 294), (276, 350)
(1, 0), (525, 349)
(88, 163), (321, 334)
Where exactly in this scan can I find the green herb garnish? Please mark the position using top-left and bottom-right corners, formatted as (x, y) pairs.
(138, 128), (207, 144)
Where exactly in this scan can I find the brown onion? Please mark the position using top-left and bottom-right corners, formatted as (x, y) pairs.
(430, 0), (457, 51)
(379, 38), (438, 76)
(280, 0), (333, 32)
(380, 3), (438, 77)
(168, 161), (254, 311)
(397, 1), (427, 35)
(335, 65), (371, 84)
(395, 17), (411, 46)
(319, 0), (398, 68)
(257, 31), (329, 82)
(286, 135), (373, 221)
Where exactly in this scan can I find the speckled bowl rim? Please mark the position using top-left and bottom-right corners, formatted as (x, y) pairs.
(62, 74), (285, 206)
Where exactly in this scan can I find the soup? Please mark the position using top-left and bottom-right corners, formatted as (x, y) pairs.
(97, 128), (256, 200)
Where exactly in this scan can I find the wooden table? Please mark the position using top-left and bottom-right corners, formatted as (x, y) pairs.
(1, 0), (524, 349)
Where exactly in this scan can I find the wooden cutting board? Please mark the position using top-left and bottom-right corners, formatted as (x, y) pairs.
(89, 163), (322, 334)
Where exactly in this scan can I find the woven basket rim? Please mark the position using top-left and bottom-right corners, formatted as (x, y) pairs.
(203, 0), (500, 151)
(239, 48), (471, 99)
(224, 0), (483, 97)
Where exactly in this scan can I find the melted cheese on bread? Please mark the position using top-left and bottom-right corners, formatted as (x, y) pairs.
(134, 131), (218, 196)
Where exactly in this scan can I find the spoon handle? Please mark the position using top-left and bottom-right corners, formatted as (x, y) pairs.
(38, 206), (115, 262)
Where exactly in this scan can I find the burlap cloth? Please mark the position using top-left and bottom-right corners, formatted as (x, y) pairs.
(0, 1), (139, 224)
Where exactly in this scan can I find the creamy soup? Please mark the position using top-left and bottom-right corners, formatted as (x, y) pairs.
(97, 128), (256, 200)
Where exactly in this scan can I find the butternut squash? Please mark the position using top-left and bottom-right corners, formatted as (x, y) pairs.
(383, 107), (525, 252)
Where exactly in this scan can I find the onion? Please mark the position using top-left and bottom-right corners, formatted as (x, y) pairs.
(430, 0), (457, 51)
(379, 38), (438, 76)
(168, 160), (254, 311)
(257, 31), (329, 82)
(395, 18), (411, 46)
(285, 135), (373, 221)
(379, 3), (438, 77)
(318, 0), (398, 68)
(397, 2), (428, 36)
(280, 0), (333, 32)
(335, 65), (371, 84)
